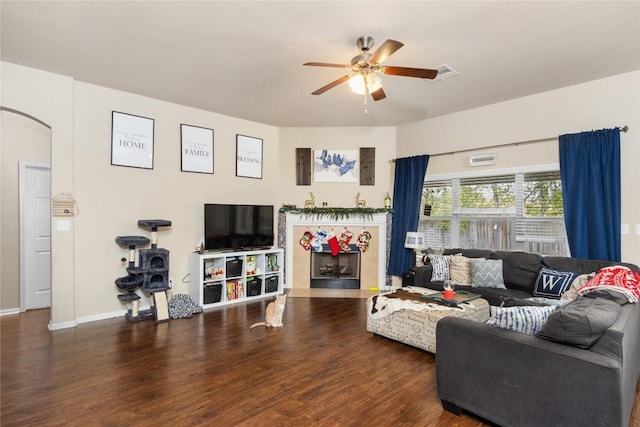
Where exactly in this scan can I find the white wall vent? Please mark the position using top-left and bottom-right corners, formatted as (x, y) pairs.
(425, 64), (459, 82)
(469, 152), (496, 167)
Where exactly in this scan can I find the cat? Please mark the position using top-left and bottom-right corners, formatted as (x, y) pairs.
(249, 293), (287, 329)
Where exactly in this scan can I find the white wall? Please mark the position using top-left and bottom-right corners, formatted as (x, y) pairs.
(397, 71), (640, 265)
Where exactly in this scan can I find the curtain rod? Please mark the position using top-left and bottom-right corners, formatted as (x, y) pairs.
(392, 125), (629, 161)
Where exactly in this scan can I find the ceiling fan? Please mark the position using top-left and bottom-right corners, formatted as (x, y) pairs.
(304, 36), (439, 106)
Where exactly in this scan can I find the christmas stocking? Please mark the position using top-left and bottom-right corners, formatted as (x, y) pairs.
(356, 229), (372, 253)
(326, 230), (340, 256)
(339, 227), (353, 252)
(299, 229), (314, 251)
(311, 228), (327, 252)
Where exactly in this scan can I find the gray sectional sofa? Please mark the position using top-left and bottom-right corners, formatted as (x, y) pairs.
(414, 249), (640, 427)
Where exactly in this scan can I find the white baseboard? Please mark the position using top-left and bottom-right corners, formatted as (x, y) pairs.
(74, 305), (152, 326)
(4, 306), (155, 330)
(47, 319), (78, 330)
(0, 307), (20, 316)
(75, 309), (128, 325)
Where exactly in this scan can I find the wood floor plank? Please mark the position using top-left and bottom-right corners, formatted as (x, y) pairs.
(2, 298), (638, 426)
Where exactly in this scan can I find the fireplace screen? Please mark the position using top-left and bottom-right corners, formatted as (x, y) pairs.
(310, 245), (360, 289)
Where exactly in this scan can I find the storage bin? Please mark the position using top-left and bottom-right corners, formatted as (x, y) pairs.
(226, 258), (243, 277)
(204, 283), (222, 304)
(246, 277), (262, 297)
(265, 276), (279, 293)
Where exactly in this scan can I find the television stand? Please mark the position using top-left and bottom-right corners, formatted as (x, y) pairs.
(189, 247), (284, 309)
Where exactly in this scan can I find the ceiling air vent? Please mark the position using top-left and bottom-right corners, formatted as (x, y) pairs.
(469, 152), (496, 167)
(425, 64), (459, 82)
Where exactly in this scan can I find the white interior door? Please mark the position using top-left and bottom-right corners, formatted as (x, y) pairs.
(20, 162), (51, 310)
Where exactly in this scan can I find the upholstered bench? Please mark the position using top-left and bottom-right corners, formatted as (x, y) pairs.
(366, 286), (490, 353)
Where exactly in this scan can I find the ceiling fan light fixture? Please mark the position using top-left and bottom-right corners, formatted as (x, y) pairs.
(348, 72), (382, 95)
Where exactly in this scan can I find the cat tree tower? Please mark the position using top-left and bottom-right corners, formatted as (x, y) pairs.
(115, 219), (172, 323)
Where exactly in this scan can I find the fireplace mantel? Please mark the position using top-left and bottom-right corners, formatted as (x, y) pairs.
(278, 210), (392, 290)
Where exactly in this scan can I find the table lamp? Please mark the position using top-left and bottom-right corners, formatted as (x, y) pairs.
(404, 231), (427, 272)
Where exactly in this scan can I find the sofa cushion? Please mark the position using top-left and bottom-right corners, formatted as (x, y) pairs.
(490, 251), (543, 293)
(584, 289), (629, 306)
(446, 285), (530, 306)
(486, 304), (556, 334)
(428, 255), (451, 281)
(532, 267), (576, 299)
(443, 248), (492, 259)
(535, 297), (622, 348)
(448, 255), (473, 285)
(470, 259), (506, 289)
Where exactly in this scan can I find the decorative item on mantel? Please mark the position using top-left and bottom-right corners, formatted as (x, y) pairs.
(384, 192), (392, 210)
(355, 192), (366, 208)
(304, 192), (316, 208)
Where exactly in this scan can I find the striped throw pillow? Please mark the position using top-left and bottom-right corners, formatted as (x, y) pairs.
(487, 305), (556, 335)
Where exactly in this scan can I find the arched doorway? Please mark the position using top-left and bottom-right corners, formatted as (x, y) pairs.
(1, 108), (52, 313)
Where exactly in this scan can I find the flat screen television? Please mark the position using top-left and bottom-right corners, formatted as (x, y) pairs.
(204, 204), (275, 251)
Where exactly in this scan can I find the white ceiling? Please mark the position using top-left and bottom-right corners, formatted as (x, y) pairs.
(1, 1), (639, 128)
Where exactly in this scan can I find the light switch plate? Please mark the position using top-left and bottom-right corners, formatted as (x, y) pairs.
(56, 219), (71, 231)
(621, 224), (629, 234)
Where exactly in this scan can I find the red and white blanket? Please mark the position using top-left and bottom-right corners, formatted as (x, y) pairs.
(578, 265), (640, 303)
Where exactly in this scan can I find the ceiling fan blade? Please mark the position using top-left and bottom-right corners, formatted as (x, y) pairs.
(304, 62), (351, 69)
(381, 66), (438, 79)
(371, 87), (386, 101)
(368, 39), (404, 65)
(311, 75), (352, 95)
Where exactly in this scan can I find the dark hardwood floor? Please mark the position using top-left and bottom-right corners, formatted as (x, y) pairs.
(2, 297), (640, 426)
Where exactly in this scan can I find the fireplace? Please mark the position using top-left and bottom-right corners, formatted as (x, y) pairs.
(280, 210), (392, 290)
(310, 244), (360, 289)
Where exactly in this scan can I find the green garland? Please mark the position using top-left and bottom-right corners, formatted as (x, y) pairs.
(279, 206), (391, 221)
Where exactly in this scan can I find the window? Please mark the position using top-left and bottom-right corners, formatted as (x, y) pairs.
(419, 170), (568, 256)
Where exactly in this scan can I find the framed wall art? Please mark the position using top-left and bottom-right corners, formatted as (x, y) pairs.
(181, 124), (214, 174)
(236, 134), (263, 179)
(111, 111), (154, 169)
(313, 149), (358, 183)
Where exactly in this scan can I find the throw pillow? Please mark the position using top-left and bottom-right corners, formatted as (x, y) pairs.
(448, 255), (473, 285)
(428, 255), (451, 281)
(533, 268), (576, 299)
(487, 305), (556, 335)
(470, 259), (506, 289)
(536, 297), (622, 348)
(560, 273), (595, 302)
(583, 289), (629, 306)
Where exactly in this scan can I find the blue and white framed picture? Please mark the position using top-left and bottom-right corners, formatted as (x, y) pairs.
(314, 149), (358, 183)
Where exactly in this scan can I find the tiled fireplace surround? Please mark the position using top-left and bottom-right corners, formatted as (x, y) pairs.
(278, 211), (392, 290)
